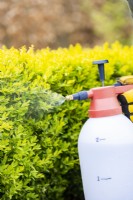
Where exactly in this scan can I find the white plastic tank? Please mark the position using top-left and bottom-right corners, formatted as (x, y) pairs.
(78, 86), (133, 200)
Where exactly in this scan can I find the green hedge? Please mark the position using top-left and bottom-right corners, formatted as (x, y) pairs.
(0, 42), (133, 200)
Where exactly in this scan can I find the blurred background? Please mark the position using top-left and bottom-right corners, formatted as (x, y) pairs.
(0, 0), (132, 49)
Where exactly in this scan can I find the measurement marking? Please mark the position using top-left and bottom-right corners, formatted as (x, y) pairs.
(96, 138), (106, 142)
(97, 176), (100, 181)
(97, 176), (112, 181)
(101, 178), (112, 180)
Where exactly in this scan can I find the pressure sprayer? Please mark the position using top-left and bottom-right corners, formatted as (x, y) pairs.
(66, 60), (133, 200)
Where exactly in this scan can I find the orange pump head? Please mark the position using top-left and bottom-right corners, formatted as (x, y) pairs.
(88, 85), (133, 118)
(88, 60), (133, 117)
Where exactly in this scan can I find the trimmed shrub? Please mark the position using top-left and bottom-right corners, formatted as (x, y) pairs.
(0, 42), (133, 199)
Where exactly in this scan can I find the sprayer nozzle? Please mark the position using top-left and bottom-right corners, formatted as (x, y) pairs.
(66, 95), (74, 101)
(66, 91), (89, 101)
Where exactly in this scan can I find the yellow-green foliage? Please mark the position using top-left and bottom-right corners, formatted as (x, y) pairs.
(0, 42), (133, 200)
